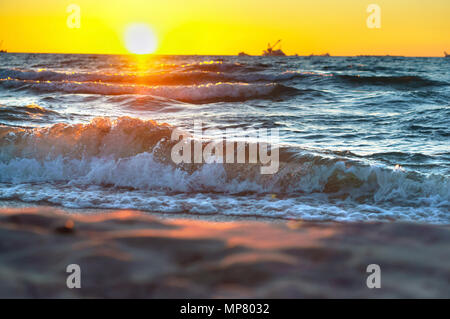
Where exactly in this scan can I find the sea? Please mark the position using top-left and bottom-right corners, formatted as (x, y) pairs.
(0, 53), (449, 223)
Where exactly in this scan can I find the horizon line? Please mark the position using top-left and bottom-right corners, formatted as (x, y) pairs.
(2, 51), (448, 58)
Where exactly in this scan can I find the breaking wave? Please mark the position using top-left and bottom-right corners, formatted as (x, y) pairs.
(0, 117), (448, 217)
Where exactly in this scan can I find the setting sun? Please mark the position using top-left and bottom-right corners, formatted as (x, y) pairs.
(124, 23), (157, 55)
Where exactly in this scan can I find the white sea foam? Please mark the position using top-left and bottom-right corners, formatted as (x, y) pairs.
(0, 117), (447, 198)
(0, 142), (448, 223)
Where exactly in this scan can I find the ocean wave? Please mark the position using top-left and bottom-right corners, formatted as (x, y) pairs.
(0, 117), (173, 160)
(182, 61), (266, 72)
(0, 67), (234, 85)
(0, 67), (326, 86)
(11, 67), (444, 90)
(0, 78), (297, 103)
(0, 61), (264, 83)
(0, 104), (61, 124)
(230, 70), (333, 83)
(336, 74), (447, 87)
(0, 118), (448, 209)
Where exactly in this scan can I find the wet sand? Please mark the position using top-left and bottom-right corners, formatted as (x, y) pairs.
(0, 207), (449, 298)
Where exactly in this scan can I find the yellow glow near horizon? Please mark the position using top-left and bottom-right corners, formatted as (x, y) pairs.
(124, 24), (158, 54)
(0, 0), (449, 56)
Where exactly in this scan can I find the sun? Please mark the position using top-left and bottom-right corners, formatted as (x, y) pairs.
(124, 23), (158, 55)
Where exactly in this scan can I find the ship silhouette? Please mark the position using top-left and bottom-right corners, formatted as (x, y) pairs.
(0, 41), (7, 53)
(262, 40), (286, 56)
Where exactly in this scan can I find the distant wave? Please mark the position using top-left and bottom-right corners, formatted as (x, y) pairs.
(0, 78), (298, 103)
(4, 67), (445, 91)
(182, 61), (267, 73)
(336, 74), (447, 87)
(0, 61), (265, 84)
(0, 67), (321, 85)
(0, 104), (61, 124)
(0, 68), (233, 85)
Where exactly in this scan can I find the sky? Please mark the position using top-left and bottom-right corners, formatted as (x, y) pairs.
(0, 0), (449, 56)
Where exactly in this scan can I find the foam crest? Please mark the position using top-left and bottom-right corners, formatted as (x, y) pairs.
(0, 117), (173, 160)
(0, 118), (448, 204)
(0, 117), (448, 222)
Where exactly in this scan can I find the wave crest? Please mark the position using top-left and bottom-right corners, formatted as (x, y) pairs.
(0, 79), (296, 103)
(0, 118), (448, 209)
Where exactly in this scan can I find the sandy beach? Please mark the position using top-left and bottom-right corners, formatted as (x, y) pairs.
(1, 0), (450, 304)
(0, 206), (448, 298)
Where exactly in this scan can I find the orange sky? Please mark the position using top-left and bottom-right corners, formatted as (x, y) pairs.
(0, 0), (449, 56)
